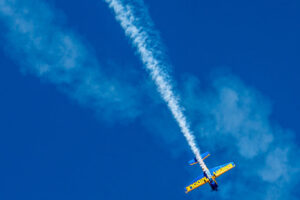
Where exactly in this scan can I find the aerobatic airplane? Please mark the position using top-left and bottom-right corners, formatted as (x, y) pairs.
(185, 152), (235, 193)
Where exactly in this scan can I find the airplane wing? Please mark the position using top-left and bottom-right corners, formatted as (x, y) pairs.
(185, 174), (209, 193)
(210, 162), (235, 178)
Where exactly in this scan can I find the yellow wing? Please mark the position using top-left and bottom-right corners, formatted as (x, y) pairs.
(211, 162), (235, 178)
(185, 176), (209, 193)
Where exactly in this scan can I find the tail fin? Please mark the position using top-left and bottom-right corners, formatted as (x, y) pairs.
(188, 152), (210, 166)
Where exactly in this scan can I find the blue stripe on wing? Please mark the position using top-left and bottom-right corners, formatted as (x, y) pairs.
(187, 173), (204, 186)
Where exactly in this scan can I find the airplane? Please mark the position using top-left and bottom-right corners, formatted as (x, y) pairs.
(185, 152), (235, 193)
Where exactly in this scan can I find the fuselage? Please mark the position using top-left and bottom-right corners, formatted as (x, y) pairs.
(204, 172), (218, 191)
(209, 178), (218, 191)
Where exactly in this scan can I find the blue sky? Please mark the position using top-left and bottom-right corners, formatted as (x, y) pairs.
(0, 0), (299, 199)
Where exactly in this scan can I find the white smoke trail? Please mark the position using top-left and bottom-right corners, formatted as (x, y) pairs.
(104, 0), (212, 178)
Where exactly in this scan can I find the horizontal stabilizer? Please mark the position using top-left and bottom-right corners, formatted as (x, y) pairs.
(188, 152), (210, 166)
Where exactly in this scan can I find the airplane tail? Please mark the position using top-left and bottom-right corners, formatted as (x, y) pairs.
(188, 152), (210, 166)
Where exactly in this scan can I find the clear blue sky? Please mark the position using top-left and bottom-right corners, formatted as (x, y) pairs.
(0, 0), (299, 199)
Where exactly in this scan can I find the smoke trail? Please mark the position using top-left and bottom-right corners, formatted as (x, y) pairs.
(104, 0), (212, 177)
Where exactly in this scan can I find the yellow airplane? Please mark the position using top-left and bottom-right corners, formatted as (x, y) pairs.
(185, 152), (235, 193)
